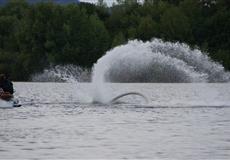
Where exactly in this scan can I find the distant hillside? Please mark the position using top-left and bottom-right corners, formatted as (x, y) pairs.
(0, 0), (80, 5)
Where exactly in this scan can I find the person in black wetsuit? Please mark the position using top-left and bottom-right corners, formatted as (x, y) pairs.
(0, 74), (14, 95)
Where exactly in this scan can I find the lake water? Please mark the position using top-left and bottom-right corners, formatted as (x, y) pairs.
(0, 82), (230, 159)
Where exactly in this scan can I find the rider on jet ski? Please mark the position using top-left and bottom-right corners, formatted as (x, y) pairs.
(0, 74), (14, 100)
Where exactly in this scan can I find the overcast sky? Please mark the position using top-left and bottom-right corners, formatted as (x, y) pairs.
(80, 0), (117, 6)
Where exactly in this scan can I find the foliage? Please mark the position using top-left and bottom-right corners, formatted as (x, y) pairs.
(0, 0), (229, 80)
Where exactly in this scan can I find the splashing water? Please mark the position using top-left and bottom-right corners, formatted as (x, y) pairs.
(91, 39), (230, 102)
(0, 99), (14, 108)
(93, 39), (230, 83)
(28, 39), (230, 103)
(31, 65), (91, 82)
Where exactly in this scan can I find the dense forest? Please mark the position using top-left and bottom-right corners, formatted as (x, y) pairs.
(0, 0), (229, 81)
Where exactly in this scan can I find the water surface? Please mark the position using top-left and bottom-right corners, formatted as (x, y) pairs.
(0, 83), (230, 159)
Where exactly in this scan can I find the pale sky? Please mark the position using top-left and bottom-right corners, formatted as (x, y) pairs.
(80, 0), (117, 6)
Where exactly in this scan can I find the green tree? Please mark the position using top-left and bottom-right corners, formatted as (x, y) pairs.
(1, 0), (29, 19)
(97, 0), (107, 7)
(112, 32), (126, 47)
(0, 0), (230, 80)
(137, 16), (158, 41)
(179, 0), (203, 44)
(160, 6), (193, 42)
(0, 16), (17, 51)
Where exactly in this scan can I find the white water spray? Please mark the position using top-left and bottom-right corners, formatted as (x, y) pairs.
(0, 100), (12, 108)
(31, 65), (91, 82)
(92, 39), (230, 103)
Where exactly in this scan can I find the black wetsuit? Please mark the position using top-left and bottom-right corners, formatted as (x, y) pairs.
(0, 80), (14, 94)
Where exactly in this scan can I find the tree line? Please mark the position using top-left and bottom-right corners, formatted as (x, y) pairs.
(0, 0), (229, 81)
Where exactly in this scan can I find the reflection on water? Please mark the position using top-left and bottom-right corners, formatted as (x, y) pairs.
(0, 83), (230, 159)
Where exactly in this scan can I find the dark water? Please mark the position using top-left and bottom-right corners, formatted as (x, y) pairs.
(0, 83), (230, 159)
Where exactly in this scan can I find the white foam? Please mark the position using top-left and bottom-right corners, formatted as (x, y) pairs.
(31, 65), (91, 82)
(91, 38), (230, 103)
(0, 99), (13, 108)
